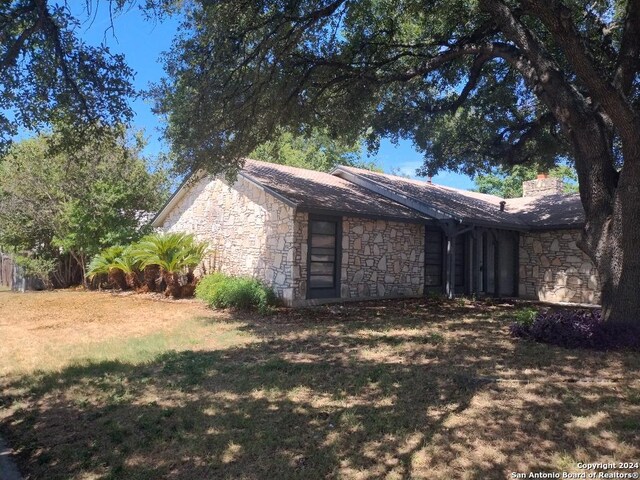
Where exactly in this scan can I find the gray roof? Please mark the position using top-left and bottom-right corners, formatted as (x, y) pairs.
(506, 194), (585, 228)
(153, 159), (585, 230)
(241, 160), (430, 222)
(332, 166), (584, 229)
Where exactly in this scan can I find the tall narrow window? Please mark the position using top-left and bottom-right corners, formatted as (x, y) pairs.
(425, 228), (443, 288)
(455, 234), (466, 290)
(308, 217), (340, 299)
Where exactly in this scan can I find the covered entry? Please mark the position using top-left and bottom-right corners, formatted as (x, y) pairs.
(424, 223), (519, 298)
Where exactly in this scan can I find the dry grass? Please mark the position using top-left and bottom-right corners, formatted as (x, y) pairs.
(0, 291), (639, 480)
(0, 290), (252, 376)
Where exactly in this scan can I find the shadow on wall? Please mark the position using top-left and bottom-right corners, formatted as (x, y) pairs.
(514, 194), (601, 305)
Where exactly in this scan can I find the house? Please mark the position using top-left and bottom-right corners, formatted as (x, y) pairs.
(151, 159), (599, 306)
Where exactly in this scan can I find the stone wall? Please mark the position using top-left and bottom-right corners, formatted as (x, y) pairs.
(292, 211), (309, 302)
(340, 217), (424, 299)
(519, 229), (600, 304)
(159, 175), (301, 303)
(522, 177), (564, 197)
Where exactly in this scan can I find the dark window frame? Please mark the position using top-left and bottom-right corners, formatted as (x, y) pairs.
(424, 227), (444, 290)
(306, 214), (342, 299)
(454, 233), (466, 289)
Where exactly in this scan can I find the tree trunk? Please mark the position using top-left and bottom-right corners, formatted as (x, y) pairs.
(162, 271), (182, 299)
(143, 265), (161, 292)
(571, 126), (640, 330)
(125, 271), (140, 290)
(479, 0), (640, 331)
(108, 269), (128, 291)
(592, 156), (640, 328)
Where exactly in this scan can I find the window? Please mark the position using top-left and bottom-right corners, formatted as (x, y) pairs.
(425, 228), (443, 287)
(308, 217), (341, 298)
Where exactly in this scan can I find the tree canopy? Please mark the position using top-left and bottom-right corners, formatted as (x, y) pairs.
(250, 128), (379, 172)
(0, 127), (169, 285)
(153, 0), (640, 324)
(0, 1), (136, 152)
(474, 164), (579, 198)
(152, 0), (600, 176)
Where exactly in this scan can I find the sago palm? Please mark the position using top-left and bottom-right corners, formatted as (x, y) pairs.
(86, 246), (128, 290)
(131, 232), (208, 298)
(112, 246), (141, 289)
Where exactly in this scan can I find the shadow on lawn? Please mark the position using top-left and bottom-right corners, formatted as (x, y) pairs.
(2, 300), (639, 480)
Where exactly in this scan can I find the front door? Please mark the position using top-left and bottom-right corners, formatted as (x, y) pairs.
(307, 216), (341, 299)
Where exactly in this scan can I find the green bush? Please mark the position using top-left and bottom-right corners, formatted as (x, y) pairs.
(14, 255), (57, 288)
(195, 273), (276, 313)
(512, 307), (538, 327)
(194, 272), (227, 301)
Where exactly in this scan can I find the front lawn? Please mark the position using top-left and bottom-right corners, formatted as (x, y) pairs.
(0, 291), (638, 479)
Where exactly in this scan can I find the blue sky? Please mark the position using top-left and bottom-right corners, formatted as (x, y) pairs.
(75, 4), (476, 190)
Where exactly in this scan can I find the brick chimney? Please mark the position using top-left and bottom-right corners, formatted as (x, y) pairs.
(522, 173), (564, 197)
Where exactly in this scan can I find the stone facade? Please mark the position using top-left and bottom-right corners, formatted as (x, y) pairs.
(158, 174), (600, 307)
(522, 177), (564, 197)
(519, 229), (600, 304)
(340, 217), (425, 299)
(292, 212), (309, 302)
(158, 177), (428, 305)
(159, 175), (302, 303)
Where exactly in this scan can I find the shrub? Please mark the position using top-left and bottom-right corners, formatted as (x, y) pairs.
(196, 273), (276, 313)
(86, 246), (128, 290)
(131, 232), (208, 298)
(194, 272), (227, 301)
(511, 307), (538, 328)
(14, 255), (56, 288)
(510, 309), (639, 351)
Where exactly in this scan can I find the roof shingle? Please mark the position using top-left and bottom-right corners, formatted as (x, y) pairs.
(241, 160), (430, 222)
(333, 165), (585, 229)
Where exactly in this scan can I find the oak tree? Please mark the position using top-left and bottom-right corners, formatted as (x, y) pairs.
(0, 0), (135, 151)
(154, 0), (640, 326)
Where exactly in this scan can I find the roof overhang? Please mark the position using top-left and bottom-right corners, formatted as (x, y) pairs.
(331, 167), (454, 221)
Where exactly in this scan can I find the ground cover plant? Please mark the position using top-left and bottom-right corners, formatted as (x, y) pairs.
(1, 291), (639, 479)
(510, 308), (640, 351)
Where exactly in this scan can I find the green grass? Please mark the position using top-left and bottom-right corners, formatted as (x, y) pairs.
(57, 317), (248, 368)
(1, 293), (639, 480)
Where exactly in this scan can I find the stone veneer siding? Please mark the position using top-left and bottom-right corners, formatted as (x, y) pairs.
(159, 175), (303, 303)
(519, 229), (600, 304)
(522, 177), (564, 197)
(340, 217), (425, 299)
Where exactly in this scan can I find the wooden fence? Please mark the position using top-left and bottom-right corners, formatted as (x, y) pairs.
(0, 253), (44, 292)
(0, 253), (15, 290)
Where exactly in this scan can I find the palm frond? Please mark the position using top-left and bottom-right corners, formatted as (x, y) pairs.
(86, 246), (126, 279)
(130, 232), (208, 274)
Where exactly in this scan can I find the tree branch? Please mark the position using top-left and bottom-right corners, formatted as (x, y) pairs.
(35, 0), (92, 119)
(501, 112), (556, 165)
(520, 0), (639, 144)
(614, 0), (640, 96)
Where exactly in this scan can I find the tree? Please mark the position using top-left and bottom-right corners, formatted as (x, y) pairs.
(0, 1), (137, 152)
(475, 164), (579, 198)
(251, 128), (379, 172)
(153, 0), (640, 326)
(0, 127), (169, 286)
